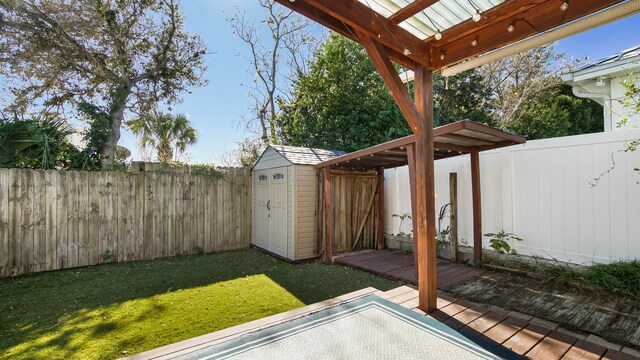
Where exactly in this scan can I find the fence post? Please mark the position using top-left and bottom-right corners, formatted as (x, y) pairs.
(449, 173), (458, 263)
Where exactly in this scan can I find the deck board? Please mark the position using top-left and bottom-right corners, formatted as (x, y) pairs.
(335, 249), (485, 287)
(382, 287), (639, 360)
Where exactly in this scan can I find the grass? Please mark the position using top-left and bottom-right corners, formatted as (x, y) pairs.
(482, 254), (640, 299)
(0, 249), (400, 360)
(569, 260), (640, 299)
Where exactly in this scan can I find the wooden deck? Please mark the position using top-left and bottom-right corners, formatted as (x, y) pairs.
(385, 286), (639, 360)
(335, 249), (485, 287)
(128, 286), (640, 360)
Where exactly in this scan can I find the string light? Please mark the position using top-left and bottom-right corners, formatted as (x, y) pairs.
(468, 0), (482, 22)
(423, 12), (443, 41)
(560, 0), (569, 11)
(471, 39), (478, 47)
(507, 24), (515, 33)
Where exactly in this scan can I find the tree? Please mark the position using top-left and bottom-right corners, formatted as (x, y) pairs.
(218, 137), (264, 168)
(433, 70), (493, 127)
(0, 113), (79, 169)
(126, 111), (198, 163)
(478, 43), (568, 127)
(277, 33), (411, 152)
(229, 0), (315, 144)
(505, 84), (603, 140)
(276, 33), (491, 151)
(0, 0), (207, 166)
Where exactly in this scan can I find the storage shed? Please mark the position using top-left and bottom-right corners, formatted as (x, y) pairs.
(251, 145), (344, 261)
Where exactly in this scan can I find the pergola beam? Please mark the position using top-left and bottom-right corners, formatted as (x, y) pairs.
(272, 0), (417, 68)
(278, 0), (433, 67)
(436, 0), (624, 68)
(358, 31), (425, 136)
(389, 0), (439, 25)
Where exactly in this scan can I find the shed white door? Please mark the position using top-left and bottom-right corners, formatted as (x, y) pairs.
(253, 167), (288, 258)
(254, 170), (270, 250)
(268, 168), (288, 257)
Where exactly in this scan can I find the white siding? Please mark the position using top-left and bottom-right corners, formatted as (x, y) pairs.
(294, 165), (319, 260)
(253, 148), (291, 170)
(385, 129), (640, 265)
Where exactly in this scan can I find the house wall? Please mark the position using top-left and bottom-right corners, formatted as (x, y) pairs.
(611, 74), (640, 130)
(385, 129), (640, 265)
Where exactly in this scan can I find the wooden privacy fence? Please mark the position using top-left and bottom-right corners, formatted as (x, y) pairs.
(0, 168), (251, 277)
(319, 172), (379, 254)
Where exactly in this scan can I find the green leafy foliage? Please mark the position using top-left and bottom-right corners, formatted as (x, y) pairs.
(433, 72), (493, 127)
(504, 84), (603, 139)
(0, 0), (208, 165)
(582, 261), (640, 299)
(436, 203), (451, 248)
(485, 230), (523, 254)
(391, 213), (412, 237)
(0, 113), (79, 169)
(126, 110), (198, 163)
(75, 102), (113, 170)
(277, 33), (411, 152)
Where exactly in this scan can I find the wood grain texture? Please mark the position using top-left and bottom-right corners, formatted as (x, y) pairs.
(0, 168), (251, 277)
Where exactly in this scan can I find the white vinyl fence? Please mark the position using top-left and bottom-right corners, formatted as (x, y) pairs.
(385, 129), (640, 265)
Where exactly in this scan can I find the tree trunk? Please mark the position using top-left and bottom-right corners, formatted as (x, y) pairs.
(102, 87), (131, 168)
(157, 142), (173, 163)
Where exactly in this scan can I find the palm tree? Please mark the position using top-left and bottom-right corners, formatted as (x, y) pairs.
(127, 111), (198, 163)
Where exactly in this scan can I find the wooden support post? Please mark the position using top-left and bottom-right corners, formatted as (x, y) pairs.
(414, 66), (437, 313)
(449, 173), (458, 263)
(376, 168), (385, 250)
(323, 167), (333, 264)
(406, 143), (419, 283)
(470, 150), (482, 264)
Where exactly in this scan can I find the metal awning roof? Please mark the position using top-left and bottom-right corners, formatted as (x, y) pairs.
(275, 0), (637, 71)
(315, 120), (525, 170)
(358, 0), (504, 40)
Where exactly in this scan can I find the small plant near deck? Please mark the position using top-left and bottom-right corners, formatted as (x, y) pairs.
(485, 230), (522, 254)
(391, 213), (412, 237)
(436, 203), (451, 249)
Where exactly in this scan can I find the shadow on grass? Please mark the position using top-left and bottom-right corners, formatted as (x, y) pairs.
(0, 249), (400, 360)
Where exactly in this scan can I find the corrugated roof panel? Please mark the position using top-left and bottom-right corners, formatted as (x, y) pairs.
(357, 0), (398, 18)
(359, 0), (504, 40)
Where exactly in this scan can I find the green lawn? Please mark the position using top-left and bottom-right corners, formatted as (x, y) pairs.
(0, 249), (400, 360)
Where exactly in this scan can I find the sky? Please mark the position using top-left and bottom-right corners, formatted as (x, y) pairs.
(115, 2), (640, 164)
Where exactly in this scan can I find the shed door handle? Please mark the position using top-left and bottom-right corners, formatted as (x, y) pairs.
(267, 200), (271, 211)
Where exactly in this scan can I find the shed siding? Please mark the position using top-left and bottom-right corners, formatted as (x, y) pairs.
(294, 166), (319, 260)
(287, 166), (295, 259)
(253, 148), (291, 171)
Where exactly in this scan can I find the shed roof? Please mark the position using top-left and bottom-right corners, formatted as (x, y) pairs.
(270, 145), (346, 166)
(315, 120), (525, 170)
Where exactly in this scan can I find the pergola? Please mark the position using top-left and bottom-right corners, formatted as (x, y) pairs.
(316, 120), (525, 265)
(274, 0), (640, 313)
